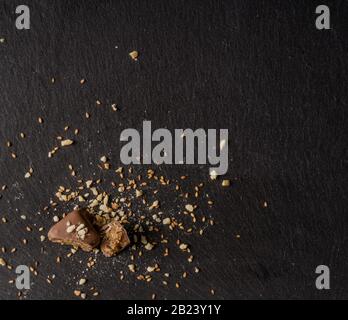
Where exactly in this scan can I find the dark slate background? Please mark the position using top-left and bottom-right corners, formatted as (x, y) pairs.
(0, 0), (347, 300)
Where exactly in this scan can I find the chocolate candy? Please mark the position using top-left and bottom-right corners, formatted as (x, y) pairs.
(100, 220), (130, 257)
(48, 209), (100, 252)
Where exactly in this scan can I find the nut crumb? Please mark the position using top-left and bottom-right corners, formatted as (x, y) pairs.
(129, 50), (139, 60)
(222, 179), (230, 187)
(128, 264), (136, 273)
(61, 139), (74, 147)
(0, 258), (6, 266)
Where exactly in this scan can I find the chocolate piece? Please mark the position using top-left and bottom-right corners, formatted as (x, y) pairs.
(48, 209), (100, 252)
(100, 220), (130, 257)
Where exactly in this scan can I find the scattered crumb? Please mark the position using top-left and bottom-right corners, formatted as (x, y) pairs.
(61, 139), (74, 147)
(129, 50), (139, 61)
(210, 170), (218, 180)
(222, 179), (230, 187)
(0, 258), (6, 266)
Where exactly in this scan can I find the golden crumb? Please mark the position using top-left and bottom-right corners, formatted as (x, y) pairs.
(222, 179), (230, 187)
(61, 139), (74, 147)
(129, 50), (139, 60)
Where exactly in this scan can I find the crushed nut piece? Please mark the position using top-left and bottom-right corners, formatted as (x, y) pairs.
(222, 179), (230, 187)
(129, 50), (139, 60)
(0, 258), (6, 266)
(128, 264), (136, 272)
(100, 220), (130, 257)
(163, 217), (171, 225)
(61, 139), (74, 147)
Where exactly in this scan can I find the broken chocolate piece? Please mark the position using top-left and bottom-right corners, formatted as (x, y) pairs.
(48, 209), (100, 252)
(100, 220), (130, 257)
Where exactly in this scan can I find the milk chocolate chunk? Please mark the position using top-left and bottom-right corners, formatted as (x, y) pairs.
(48, 209), (100, 252)
(100, 220), (130, 257)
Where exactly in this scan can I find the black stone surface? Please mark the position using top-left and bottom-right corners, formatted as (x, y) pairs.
(0, 0), (347, 299)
